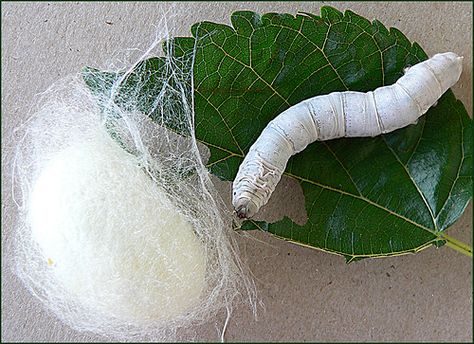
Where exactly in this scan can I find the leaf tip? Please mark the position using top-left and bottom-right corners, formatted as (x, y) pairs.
(320, 5), (343, 23)
(230, 10), (263, 35)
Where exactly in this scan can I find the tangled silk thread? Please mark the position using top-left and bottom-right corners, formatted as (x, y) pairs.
(11, 30), (256, 341)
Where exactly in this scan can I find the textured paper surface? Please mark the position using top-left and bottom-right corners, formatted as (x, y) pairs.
(2, 2), (472, 341)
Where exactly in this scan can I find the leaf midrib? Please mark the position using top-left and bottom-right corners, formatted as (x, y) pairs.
(433, 103), (466, 227)
(382, 135), (438, 231)
(199, 137), (440, 239)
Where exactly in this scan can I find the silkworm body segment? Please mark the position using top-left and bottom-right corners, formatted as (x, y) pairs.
(232, 52), (463, 219)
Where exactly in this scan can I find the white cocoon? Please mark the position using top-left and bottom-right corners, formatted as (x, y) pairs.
(28, 130), (206, 324)
(12, 29), (257, 339)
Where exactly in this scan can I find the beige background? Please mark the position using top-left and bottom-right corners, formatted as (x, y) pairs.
(2, 1), (472, 342)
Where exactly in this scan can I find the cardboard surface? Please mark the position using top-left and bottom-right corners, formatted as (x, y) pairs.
(2, 2), (472, 342)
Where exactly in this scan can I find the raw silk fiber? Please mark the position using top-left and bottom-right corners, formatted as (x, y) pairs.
(11, 19), (256, 341)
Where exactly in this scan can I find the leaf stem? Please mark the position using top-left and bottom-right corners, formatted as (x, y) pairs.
(440, 233), (472, 257)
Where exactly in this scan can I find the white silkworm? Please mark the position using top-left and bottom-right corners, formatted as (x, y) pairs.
(232, 52), (463, 219)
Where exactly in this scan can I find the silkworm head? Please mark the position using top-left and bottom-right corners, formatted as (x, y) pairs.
(233, 194), (259, 219)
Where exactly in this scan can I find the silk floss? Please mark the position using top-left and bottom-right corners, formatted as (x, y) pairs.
(11, 26), (256, 341)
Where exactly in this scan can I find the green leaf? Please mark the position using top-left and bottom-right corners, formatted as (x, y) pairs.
(83, 6), (472, 260)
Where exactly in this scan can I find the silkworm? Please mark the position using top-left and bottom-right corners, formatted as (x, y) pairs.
(232, 52), (463, 219)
